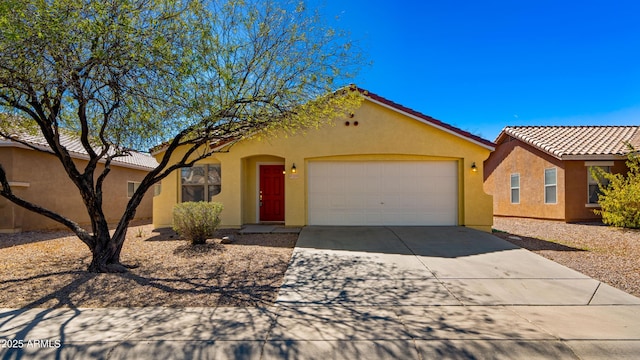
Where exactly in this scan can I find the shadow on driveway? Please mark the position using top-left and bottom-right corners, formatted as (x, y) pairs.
(295, 226), (521, 258)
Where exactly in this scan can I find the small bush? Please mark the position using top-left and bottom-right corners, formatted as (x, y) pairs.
(593, 145), (640, 228)
(173, 202), (223, 244)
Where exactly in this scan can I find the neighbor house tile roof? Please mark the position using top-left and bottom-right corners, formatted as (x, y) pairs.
(0, 132), (159, 170)
(497, 126), (640, 160)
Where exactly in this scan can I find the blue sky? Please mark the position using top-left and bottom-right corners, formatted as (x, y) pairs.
(314, 0), (640, 141)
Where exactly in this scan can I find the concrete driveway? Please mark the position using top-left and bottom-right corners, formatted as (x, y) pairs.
(2, 226), (640, 359)
(271, 226), (640, 359)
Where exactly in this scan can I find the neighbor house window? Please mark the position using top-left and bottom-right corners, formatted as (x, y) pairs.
(544, 168), (557, 204)
(181, 164), (221, 202)
(127, 181), (140, 198)
(588, 166), (610, 204)
(510, 173), (520, 204)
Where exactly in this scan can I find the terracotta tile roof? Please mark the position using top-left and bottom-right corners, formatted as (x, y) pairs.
(498, 126), (640, 160)
(0, 132), (159, 170)
(358, 88), (495, 150)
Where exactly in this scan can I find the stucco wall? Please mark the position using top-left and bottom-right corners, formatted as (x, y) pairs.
(0, 147), (16, 231)
(484, 136), (633, 222)
(564, 160), (628, 222)
(153, 99), (494, 232)
(0, 147), (154, 231)
(484, 138), (565, 220)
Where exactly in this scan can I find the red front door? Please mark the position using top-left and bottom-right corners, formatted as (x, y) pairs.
(259, 165), (285, 222)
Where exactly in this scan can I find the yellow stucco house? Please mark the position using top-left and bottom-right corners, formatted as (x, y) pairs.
(152, 89), (495, 232)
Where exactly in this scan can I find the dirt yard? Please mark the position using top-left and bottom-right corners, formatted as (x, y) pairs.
(2, 218), (638, 308)
(493, 217), (640, 298)
(0, 224), (296, 308)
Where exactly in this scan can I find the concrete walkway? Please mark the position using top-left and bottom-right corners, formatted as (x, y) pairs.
(2, 226), (640, 359)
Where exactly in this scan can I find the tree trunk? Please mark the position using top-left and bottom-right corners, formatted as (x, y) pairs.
(87, 231), (128, 273)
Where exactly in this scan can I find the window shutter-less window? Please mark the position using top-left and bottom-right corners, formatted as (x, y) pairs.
(510, 174), (520, 204)
(544, 168), (557, 204)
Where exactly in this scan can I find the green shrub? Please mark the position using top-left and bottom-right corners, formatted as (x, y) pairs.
(593, 146), (640, 228)
(173, 202), (223, 244)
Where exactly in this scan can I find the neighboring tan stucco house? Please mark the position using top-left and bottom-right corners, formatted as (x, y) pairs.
(152, 89), (495, 232)
(0, 133), (158, 232)
(484, 126), (640, 222)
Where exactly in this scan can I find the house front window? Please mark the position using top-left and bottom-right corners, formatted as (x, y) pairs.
(127, 181), (141, 198)
(544, 168), (557, 204)
(588, 166), (610, 204)
(181, 164), (221, 202)
(510, 173), (520, 204)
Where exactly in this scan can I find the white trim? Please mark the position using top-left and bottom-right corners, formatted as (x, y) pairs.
(510, 173), (520, 204)
(585, 203), (601, 208)
(8, 181), (30, 188)
(255, 162), (285, 223)
(584, 161), (615, 167)
(544, 167), (557, 204)
(364, 97), (495, 151)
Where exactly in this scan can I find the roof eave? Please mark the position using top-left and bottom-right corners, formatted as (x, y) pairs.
(1, 139), (157, 171)
(560, 154), (627, 161)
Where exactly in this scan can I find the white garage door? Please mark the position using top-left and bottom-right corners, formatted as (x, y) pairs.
(308, 161), (458, 226)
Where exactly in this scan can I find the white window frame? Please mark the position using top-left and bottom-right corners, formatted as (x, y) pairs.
(127, 181), (141, 198)
(544, 168), (557, 204)
(587, 165), (611, 205)
(510, 173), (520, 204)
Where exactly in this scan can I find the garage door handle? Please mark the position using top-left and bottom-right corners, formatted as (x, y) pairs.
(380, 202), (384, 205)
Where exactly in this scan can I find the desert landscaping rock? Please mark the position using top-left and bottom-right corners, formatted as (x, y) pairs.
(0, 224), (296, 308)
(493, 217), (640, 298)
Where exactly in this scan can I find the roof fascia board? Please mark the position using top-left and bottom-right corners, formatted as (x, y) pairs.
(561, 154), (626, 161)
(364, 96), (495, 151)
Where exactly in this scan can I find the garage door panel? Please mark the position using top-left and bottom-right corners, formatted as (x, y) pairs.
(308, 161), (458, 226)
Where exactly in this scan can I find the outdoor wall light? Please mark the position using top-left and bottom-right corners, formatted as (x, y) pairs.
(471, 162), (478, 172)
(291, 163), (297, 174)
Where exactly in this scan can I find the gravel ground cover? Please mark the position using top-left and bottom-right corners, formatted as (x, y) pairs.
(3, 218), (638, 308)
(493, 217), (640, 298)
(0, 224), (296, 308)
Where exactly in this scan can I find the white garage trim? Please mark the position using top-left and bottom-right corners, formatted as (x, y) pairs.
(308, 161), (458, 226)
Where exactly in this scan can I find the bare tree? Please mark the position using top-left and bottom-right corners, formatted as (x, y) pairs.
(0, 0), (362, 272)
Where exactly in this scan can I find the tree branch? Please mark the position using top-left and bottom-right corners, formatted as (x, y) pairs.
(0, 132), (57, 156)
(0, 164), (94, 247)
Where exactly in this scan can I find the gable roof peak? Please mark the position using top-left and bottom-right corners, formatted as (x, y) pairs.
(354, 86), (495, 150)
